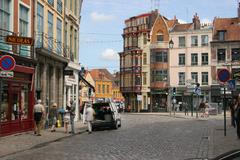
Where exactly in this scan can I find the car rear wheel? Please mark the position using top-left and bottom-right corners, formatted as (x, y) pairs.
(114, 121), (118, 129)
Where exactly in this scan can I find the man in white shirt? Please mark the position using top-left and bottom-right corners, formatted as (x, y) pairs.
(85, 103), (95, 134)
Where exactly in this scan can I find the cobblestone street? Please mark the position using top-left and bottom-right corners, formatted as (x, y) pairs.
(1, 114), (239, 160)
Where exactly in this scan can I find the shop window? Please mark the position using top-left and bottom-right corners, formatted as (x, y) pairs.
(21, 89), (29, 119)
(0, 83), (9, 122)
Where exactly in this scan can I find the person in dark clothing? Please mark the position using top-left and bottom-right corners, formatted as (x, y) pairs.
(236, 96), (240, 139)
(230, 99), (236, 128)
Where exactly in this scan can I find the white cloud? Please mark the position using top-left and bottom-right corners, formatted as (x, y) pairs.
(178, 19), (187, 24)
(90, 12), (115, 22)
(101, 49), (119, 61)
(201, 18), (211, 24)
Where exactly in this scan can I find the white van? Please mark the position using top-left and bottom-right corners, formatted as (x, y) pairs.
(83, 102), (121, 130)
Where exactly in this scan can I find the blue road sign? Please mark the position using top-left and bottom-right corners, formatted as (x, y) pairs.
(227, 79), (236, 91)
(0, 55), (16, 71)
(218, 69), (230, 83)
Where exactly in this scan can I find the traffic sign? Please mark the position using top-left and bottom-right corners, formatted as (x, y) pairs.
(218, 69), (230, 83)
(0, 55), (16, 71)
(227, 79), (236, 91)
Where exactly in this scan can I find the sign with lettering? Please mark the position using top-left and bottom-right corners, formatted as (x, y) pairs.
(0, 71), (14, 78)
(6, 35), (33, 45)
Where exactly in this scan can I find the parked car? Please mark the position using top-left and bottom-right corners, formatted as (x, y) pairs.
(84, 101), (121, 130)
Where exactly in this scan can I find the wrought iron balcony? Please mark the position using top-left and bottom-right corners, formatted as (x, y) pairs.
(35, 32), (74, 61)
(0, 28), (33, 59)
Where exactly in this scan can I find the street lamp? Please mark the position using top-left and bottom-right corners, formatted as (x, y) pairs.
(168, 39), (174, 116)
(169, 39), (174, 49)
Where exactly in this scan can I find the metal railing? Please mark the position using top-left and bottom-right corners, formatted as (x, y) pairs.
(0, 28), (33, 58)
(35, 32), (74, 61)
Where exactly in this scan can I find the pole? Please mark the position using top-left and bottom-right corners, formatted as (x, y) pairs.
(196, 94), (199, 118)
(224, 85), (227, 136)
(0, 79), (2, 136)
(191, 93), (193, 117)
(173, 96), (175, 117)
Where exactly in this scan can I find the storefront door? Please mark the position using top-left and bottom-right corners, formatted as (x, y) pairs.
(0, 81), (32, 136)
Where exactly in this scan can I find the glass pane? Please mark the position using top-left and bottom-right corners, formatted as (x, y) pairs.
(1, 83), (9, 122)
(12, 93), (20, 120)
(21, 89), (29, 119)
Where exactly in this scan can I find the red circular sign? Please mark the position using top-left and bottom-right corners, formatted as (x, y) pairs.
(218, 69), (230, 83)
(0, 55), (16, 71)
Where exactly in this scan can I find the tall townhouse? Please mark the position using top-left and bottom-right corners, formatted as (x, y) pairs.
(0, 0), (35, 136)
(35, 0), (66, 117)
(149, 14), (177, 112)
(63, 0), (83, 121)
(169, 14), (213, 108)
(210, 3), (240, 102)
(119, 10), (177, 112)
(35, 0), (83, 121)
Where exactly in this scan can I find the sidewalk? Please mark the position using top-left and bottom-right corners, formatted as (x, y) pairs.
(127, 111), (231, 120)
(0, 121), (87, 158)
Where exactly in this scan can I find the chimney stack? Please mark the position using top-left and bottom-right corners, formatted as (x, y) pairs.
(192, 13), (200, 30)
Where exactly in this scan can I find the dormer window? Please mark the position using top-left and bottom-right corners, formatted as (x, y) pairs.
(218, 30), (226, 41)
(157, 34), (164, 42)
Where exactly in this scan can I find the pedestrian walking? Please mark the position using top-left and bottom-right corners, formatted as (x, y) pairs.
(199, 101), (205, 117)
(204, 102), (209, 118)
(235, 96), (240, 139)
(69, 99), (76, 134)
(64, 105), (71, 134)
(230, 99), (236, 128)
(183, 102), (189, 116)
(85, 103), (95, 134)
(49, 102), (58, 132)
(33, 99), (45, 136)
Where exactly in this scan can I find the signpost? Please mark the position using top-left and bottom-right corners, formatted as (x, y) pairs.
(218, 69), (230, 136)
(194, 83), (201, 118)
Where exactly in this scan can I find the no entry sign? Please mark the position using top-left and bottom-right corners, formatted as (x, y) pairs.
(0, 55), (16, 71)
(218, 69), (230, 83)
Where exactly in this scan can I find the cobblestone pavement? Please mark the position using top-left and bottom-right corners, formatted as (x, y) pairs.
(1, 114), (239, 160)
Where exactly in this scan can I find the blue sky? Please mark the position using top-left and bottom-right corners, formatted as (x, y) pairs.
(80, 0), (238, 73)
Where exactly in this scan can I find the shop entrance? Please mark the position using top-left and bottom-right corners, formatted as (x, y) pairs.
(0, 81), (32, 136)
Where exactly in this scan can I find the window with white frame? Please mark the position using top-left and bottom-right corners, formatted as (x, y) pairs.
(19, 5), (29, 56)
(178, 72), (185, 85)
(152, 70), (167, 82)
(217, 49), (226, 63)
(232, 48), (240, 62)
(143, 53), (147, 65)
(191, 53), (198, 66)
(56, 18), (62, 55)
(178, 53), (185, 65)
(143, 72), (147, 85)
(202, 72), (208, 85)
(0, 0), (11, 51)
(201, 53), (208, 65)
(201, 35), (208, 46)
(191, 72), (198, 83)
(191, 36), (198, 47)
(48, 11), (53, 50)
(37, 3), (44, 47)
(178, 36), (185, 47)
(157, 34), (164, 42)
